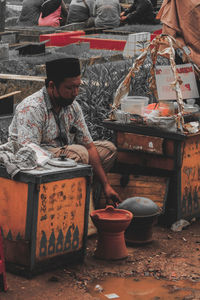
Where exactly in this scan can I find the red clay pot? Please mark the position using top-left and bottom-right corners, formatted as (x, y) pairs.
(90, 205), (133, 260)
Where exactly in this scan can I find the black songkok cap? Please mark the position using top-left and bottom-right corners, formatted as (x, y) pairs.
(46, 57), (81, 81)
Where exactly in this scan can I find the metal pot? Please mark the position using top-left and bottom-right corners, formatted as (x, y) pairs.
(118, 197), (161, 244)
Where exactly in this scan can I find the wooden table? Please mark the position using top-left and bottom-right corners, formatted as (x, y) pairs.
(104, 120), (200, 225)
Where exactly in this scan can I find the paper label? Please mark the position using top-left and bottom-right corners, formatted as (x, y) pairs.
(155, 63), (199, 100)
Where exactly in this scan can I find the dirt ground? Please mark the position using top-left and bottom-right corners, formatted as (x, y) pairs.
(1, 218), (200, 299)
(1, 5), (200, 300)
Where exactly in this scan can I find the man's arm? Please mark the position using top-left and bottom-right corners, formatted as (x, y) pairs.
(85, 142), (121, 207)
(120, 2), (136, 22)
(9, 105), (43, 145)
(124, 2), (136, 15)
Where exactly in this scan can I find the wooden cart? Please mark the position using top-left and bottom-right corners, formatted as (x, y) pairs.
(104, 120), (200, 225)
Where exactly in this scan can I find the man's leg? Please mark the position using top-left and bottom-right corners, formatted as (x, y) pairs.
(49, 144), (89, 164)
(93, 140), (117, 172)
(93, 140), (117, 208)
(49, 140), (116, 169)
(49, 141), (117, 208)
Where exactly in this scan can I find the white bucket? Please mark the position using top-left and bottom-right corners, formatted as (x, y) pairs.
(121, 96), (149, 115)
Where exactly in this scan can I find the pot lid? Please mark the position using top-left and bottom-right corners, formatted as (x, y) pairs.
(118, 197), (160, 217)
(90, 205), (133, 221)
(48, 158), (77, 167)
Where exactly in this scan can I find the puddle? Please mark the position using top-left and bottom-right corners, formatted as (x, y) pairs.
(88, 277), (200, 299)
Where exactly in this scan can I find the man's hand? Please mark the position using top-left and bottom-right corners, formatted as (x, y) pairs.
(103, 183), (122, 207)
(120, 15), (127, 22)
(86, 142), (121, 208)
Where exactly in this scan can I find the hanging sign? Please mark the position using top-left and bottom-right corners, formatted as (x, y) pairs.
(155, 63), (199, 100)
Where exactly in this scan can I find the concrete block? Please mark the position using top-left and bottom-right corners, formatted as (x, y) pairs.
(0, 43), (9, 61)
(40, 31), (85, 47)
(1, 33), (17, 44)
(55, 42), (90, 56)
(70, 35), (126, 51)
(57, 22), (86, 31)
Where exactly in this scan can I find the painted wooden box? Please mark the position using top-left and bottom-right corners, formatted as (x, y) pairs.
(104, 120), (200, 225)
(0, 164), (92, 276)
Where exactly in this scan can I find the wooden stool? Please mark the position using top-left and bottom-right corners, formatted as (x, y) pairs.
(0, 228), (7, 292)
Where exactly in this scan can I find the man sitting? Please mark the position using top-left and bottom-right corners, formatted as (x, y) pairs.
(67, 0), (94, 24)
(18, 0), (43, 26)
(18, 0), (68, 27)
(120, 0), (159, 25)
(156, 0), (200, 68)
(86, 0), (121, 28)
(8, 57), (121, 208)
(38, 0), (68, 27)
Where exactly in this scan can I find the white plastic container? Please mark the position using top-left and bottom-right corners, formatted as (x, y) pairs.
(121, 96), (149, 115)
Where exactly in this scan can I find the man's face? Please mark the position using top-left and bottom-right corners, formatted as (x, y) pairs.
(52, 76), (81, 108)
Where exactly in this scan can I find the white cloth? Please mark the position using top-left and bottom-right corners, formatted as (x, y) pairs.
(0, 141), (37, 178)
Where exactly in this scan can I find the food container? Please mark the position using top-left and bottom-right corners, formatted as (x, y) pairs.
(121, 96), (149, 115)
(183, 104), (199, 114)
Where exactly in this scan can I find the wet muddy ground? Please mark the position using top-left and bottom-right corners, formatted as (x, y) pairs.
(1, 219), (200, 299)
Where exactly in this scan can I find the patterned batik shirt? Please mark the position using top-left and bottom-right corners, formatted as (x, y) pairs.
(8, 87), (93, 148)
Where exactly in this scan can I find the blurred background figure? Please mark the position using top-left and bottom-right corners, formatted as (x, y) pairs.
(120, 0), (159, 25)
(67, 0), (94, 24)
(18, 0), (43, 26)
(19, 0), (68, 27)
(156, 0), (200, 68)
(38, 0), (68, 27)
(87, 0), (121, 28)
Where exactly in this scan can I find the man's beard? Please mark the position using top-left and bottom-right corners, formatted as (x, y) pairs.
(56, 96), (74, 108)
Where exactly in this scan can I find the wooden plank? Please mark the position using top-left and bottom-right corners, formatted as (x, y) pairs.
(180, 135), (200, 219)
(110, 185), (167, 196)
(0, 74), (45, 82)
(117, 132), (164, 154)
(0, 90), (21, 100)
(0, 178), (28, 241)
(107, 173), (167, 183)
(106, 178), (167, 193)
(100, 173), (168, 210)
(117, 151), (175, 170)
(109, 184), (167, 197)
(0, 31), (18, 36)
